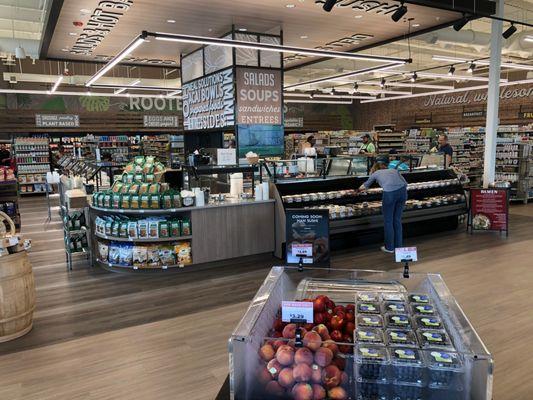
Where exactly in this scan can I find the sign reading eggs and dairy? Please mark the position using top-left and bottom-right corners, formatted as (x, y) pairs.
(236, 68), (282, 125)
(469, 189), (509, 233)
(286, 209), (330, 267)
(281, 301), (313, 323)
(181, 68), (235, 131)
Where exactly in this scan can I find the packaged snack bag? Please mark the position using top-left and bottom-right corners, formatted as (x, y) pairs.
(103, 193), (112, 208)
(119, 221), (129, 238)
(171, 192), (182, 208)
(159, 221), (169, 238)
(111, 220), (120, 237)
(139, 183), (150, 195)
(130, 194), (140, 209)
(119, 244), (133, 266)
(121, 194), (131, 209)
(134, 156), (145, 165)
(97, 241), (109, 261)
(145, 173), (155, 183)
(170, 220), (180, 237)
(161, 192), (172, 209)
(147, 245), (160, 267)
(148, 183), (160, 194)
(138, 220), (149, 238)
(129, 183), (140, 194)
(112, 194), (121, 209)
(108, 242), (121, 264)
(181, 219), (191, 236)
(159, 245), (176, 265)
(120, 184), (130, 194)
(133, 246), (148, 268)
(128, 221), (138, 239)
(148, 221), (159, 238)
(174, 242), (192, 265)
(150, 194), (160, 209)
(105, 219), (113, 236)
(112, 181), (123, 193)
(140, 194), (150, 209)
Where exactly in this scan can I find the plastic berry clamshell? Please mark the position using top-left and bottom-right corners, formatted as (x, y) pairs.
(355, 344), (390, 382)
(408, 294), (431, 304)
(355, 328), (385, 345)
(357, 301), (381, 315)
(427, 387), (464, 400)
(385, 329), (418, 348)
(416, 315), (443, 330)
(357, 292), (381, 303)
(382, 292), (406, 302)
(417, 330), (454, 350)
(411, 303), (437, 316)
(383, 301), (408, 314)
(425, 350), (464, 389)
(357, 314), (384, 328)
(391, 381), (425, 400)
(356, 381), (390, 400)
(390, 347), (426, 384)
(385, 313), (413, 329)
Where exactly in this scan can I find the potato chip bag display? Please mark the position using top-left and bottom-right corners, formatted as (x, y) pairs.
(147, 245), (160, 267)
(142, 163), (154, 174)
(154, 162), (165, 173)
(95, 217), (106, 235)
(174, 242), (192, 265)
(138, 221), (149, 238)
(128, 221), (138, 239)
(112, 194), (121, 209)
(148, 183), (160, 194)
(128, 183), (140, 194)
(133, 246), (148, 268)
(105, 219), (113, 236)
(159, 221), (169, 238)
(145, 156), (155, 164)
(134, 156), (145, 165)
(108, 243), (121, 264)
(171, 192), (182, 208)
(112, 181), (123, 193)
(120, 194), (131, 209)
(139, 183), (150, 195)
(140, 194), (150, 209)
(119, 222), (129, 238)
(124, 163), (135, 173)
(159, 245), (176, 266)
(160, 183), (169, 192)
(161, 193), (172, 209)
(145, 173), (155, 183)
(135, 173), (144, 182)
(149, 194), (160, 209)
(181, 219), (191, 236)
(97, 241), (109, 261)
(148, 221), (159, 238)
(119, 244), (133, 267)
(111, 220), (120, 237)
(103, 193), (112, 208)
(130, 195), (140, 209)
(170, 220), (180, 237)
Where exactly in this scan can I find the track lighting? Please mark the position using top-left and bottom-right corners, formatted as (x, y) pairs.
(448, 66), (456, 76)
(380, 78), (386, 88)
(50, 75), (64, 94)
(502, 24), (517, 39)
(353, 82), (359, 92)
(467, 63), (475, 73)
(322, 0), (337, 12)
(309, 92), (314, 99)
(391, 2), (408, 22)
(330, 88), (336, 95)
(453, 15), (469, 32)
(410, 72), (417, 83)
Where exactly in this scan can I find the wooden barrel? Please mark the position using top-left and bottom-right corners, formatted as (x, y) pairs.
(0, 251), (35, 342)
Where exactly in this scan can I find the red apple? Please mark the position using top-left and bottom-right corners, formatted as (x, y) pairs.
(303, 323), (314, 331)
(259, 343), (275, 362)
(332, 356), (346, 371)
(257, 366), (272, 385)
(322, 340), (339, 356)
(295, 347), (314, 365)
(330, 315), (345, 331)
(283, 323), (297, 339)
(276, 345), (295, 366)
(312, 384), (327, 400)
(345, 304), (355, 313)
(328, 386), (348, 400)
(278, 367), (295, 388)
(330, 330), (343, 342)
(333, 306), (346, 315)
(322, 365), (342, 389)
(313, 296), (327, 313)
(344, 322), (356, 335)
(345, 312), (355, 323)
(267, 359), (283, 379)
(272, 331), (282, 338)
(314, 312), (327, 325)
(265, 380), (284, 397)
(311, 364), (323, 383)
(325, 298), (336, 310)
(314, 347), (334, 367)
(312, 324), (330, 340)
(292, 383), (314, 400)
(303, 331), (322, 352)
(293, 363), (313, 382)
(342, 333), (353, 344)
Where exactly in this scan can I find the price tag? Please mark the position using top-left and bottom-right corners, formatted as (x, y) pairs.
(395, 247), (418, 262)
(291, 243), (313, 258)
(8, 237), (19, 246)
(139, 210), (145, 214)
(133, 266), (139, 270)
(162, 265), (168, 270)
(281, 301), (313, 323)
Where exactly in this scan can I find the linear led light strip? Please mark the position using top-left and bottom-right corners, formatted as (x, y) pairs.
(432, 55), (533, 71)
(284, 99), (353, 104)
(360, 78), (533, 104)
(48, 75), (63, 94)
(361, 81), (454, 90)
(114, 79), (141, 95)
(85, 31), (408, 87)
(0, 89), (182, 99)
(284, 93), (375, 100)
(415, 72), (508, 83)
(284, 62), (406, 90)
(93, 84), (182, 93)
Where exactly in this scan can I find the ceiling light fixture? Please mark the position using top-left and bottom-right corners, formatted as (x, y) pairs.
(91, 84), (182, 92)
(238, 28), (247, 32)
(410, 72), (417, 82)
(448, 65), (455, 76)
(49, 75), (64, 94)
(322, 0), (337, 12)
(453, 14), (470, 31)
(286, 4), (296, 8)
(525, 35), (533, 43)
(391, 2), (408, 22)
(285, 99), (354, 105)
(412, 23), (420, 27)
(15, 46), (26, 59)
(432, 55), (533, 71)
(355, 15), (362, 19)
(167, 19), (176, 23)
(502, 23), (517, 39)
(363, 81), (453, 90)
(284, 92), (375, 100)
(415, 72), (507, 82)
(467, 63), (475, 73)
(0, 88), (181, 99)
(300, 35), (308, 39)
(380, 78), (386, 88)
(86, 35), (146, 86)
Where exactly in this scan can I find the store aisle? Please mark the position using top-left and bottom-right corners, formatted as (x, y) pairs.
(0, 197), (531, 399)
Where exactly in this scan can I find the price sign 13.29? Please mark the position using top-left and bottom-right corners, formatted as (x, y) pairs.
(281, 301), (314, 323)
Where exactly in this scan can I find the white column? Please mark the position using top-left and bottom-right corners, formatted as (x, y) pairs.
(483, 0), (504, 188)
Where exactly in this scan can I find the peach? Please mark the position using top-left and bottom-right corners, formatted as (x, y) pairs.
(257, 366), (272, 385)
(267, 359), (283, 379)
(311, 364), (323, 383)
(312, 384), (327, 400)
(278, 367), (295, 388)
(292, 383), (314, 400)
(259, 343), (275, 362)
(295, 347), (314, 365)
(314, 347), (334, 368)
(312, 324), (330, 340)
(276, 345), (294, 366)
(272, 339), (287, 351)
(322, 340), (339, 356)
(283, 323), (297, 339)
(303, 331), (322, 352)
(293, 363), (313, 382)
(265, 380), (284, 397)
(322, 365), (342, 389)
(328, 386), (348, 400)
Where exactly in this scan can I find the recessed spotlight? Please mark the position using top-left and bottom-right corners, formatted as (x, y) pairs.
(412, 23), (420, 27)
(238, 28), (247, 32)
(167, 19), (176, 24)
(355, 15), (363, 19)
(300, 35), (308, 39)
(208, 28), (213, 32)
(286, 4), (296, 8)
(69, 32), (78, 36)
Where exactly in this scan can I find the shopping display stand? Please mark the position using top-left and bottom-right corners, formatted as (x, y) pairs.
(467, 187), (510, 236)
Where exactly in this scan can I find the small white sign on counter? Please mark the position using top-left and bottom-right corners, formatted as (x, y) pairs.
(217, 148), (237, 166)
(291, 243), (313, 258)
(395, 247), (418, 262)
(281, 301), (313, 323)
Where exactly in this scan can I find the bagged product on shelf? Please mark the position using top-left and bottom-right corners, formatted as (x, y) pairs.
(119, 221), (129, 238)
(120, 184), (130, 194)
(105, 219), (113, 236)
(148, 183), (160, 194)
(148, 221), (159, 238)
(140, 194), (150, 209)
(145, 156), (155, 164)
(159, 245), (176, 265)
(146, 245), (160, 267)
(142, 163), (154, 174)
(120, 194), (131, 209)
(181, 219), (191, 236)
(145, 173), (155, 183)
(130, 194), (140, 209)
(139, 183), (150, 195)
(122, 173), (135, 184)
(149, 194), (160, 209)
(128, 221), (138, 239)
(159, 221), (169, 238)
(138, 220), (149, 238)
(129, 183), (140, 194)
(171, 192), (182, 208)
(108, 242), (121, 264)
(154, 162), (165, 173)
(111, 220), (120, 237)
(132, 245), (148, 268)
(112, 181), (123, 193)
(95, 217), (106, 235)
(161, 192), (173, 209)
(103, 193), (112, 208)
(97, 241), (109, 261)
(174, 242), (192, 265)
(124, 163), (135, 173)
(112, 194), (121, 209)
(170, 220), (180, 237)
(118, 243), (133, 266)
(134, 173), (144, 182)
(134, 156), (145, 166)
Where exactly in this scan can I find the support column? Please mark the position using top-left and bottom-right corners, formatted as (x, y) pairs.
(483, 0), (504, 188)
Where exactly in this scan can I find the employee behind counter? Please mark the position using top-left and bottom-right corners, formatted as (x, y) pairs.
(359, 134), (376, 154)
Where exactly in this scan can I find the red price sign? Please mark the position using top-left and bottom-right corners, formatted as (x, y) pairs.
(470, 189), (508, 232)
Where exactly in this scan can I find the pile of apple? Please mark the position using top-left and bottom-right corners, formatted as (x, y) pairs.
(256, 295), (354, 400)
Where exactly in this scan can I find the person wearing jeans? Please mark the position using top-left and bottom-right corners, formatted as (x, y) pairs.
(359, 160), (408, 253)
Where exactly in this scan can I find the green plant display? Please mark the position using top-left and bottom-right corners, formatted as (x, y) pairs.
(41, 96), (67, 111)
(79, 96), (110, 112)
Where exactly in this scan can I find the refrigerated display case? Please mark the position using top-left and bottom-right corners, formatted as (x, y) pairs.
(228, 267), (493, 400)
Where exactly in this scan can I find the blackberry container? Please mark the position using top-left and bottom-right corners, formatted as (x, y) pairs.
(355, 328), (385, 345)
(418, 330), (454, 350)
(355, 344), (390, 382)
(385, 313), (413, 329)
(357, 292), (381, 302)
(415, 315), (444, 330)
(357, 314), (384, 328)
(392, 381), (425, 400)
(385, 329), (418, 348)
(390, 347), (425, 384)
(356, 381), (390, 400)
(425, 350), (464, 388)
(408, 294), (431, 304)
(383, 301), (408, 314)
(411, 303), (437, 316)
(382, 292), (407, 302)
(357, 301), (381, 314)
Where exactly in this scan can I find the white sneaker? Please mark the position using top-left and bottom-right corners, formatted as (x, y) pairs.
(381, 246), (394, 254)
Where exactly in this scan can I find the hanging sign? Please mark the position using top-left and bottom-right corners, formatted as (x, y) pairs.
(143, 115), (179, 128)
(469, 189), (509, 233)
(285, 117), (304, 128)
(235, 67), (282, 125)
(35, 114), (80, 128)
(414, 117), (431, 124)
(182, 68), (235, 131)
(463, 110), (485, 118)
(286, 209), (330, 266)
(518, 111), (533, 119)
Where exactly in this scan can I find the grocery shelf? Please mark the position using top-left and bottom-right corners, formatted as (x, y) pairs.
(96, 259), (190, 272)
(95, 232), (192, 242)
(90, 205), (192, 214)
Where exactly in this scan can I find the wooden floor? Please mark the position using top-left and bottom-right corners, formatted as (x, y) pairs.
(0, 196), (532, 399)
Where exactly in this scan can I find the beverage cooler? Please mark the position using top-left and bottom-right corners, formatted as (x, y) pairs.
(228, 267), (492, 400)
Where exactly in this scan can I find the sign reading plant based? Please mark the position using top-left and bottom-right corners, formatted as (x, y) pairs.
(286, 209), (330, 267)
(470, 189), (508, 232)
(181, 68), (234, 131)
(35, 114), (79, 128)
(236, 67), (282, 125)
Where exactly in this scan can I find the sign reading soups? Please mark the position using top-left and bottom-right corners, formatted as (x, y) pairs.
(182, 68), (234, 131)
(236, 67), (282, 125)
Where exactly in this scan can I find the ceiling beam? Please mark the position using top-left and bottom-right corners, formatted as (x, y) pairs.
(38, 0), (63, 60)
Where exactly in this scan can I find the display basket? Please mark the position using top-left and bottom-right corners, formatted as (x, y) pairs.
(228, 267), (493, 400)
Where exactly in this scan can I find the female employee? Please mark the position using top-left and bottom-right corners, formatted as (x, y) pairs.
(359, 158), (408, 254)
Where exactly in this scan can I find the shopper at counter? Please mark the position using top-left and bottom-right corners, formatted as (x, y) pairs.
(359, 159), (408, 254)
(432, 134), (453, 168)
(359, 134), (376, 154)
(301, 135), (317, 157)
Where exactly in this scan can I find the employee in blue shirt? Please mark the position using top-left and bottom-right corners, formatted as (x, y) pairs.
(359, 158), (408, 254)
(432, 134), (453, 168)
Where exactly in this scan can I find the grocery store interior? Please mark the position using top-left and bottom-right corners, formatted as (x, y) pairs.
(0, 0), (531, 399)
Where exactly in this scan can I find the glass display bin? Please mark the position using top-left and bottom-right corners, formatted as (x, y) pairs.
(229, 267), (492, 400)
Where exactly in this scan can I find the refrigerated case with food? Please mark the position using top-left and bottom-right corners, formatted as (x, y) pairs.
(228, 267), (493, 400)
